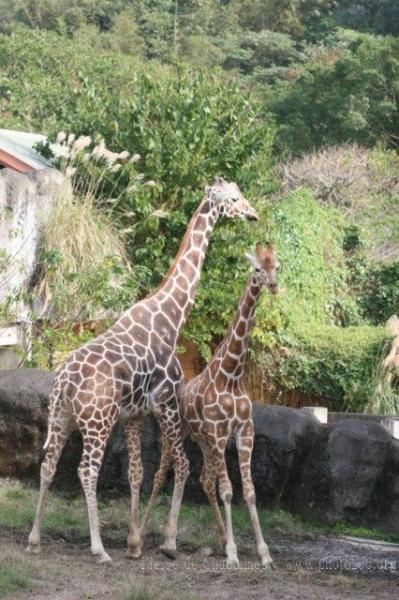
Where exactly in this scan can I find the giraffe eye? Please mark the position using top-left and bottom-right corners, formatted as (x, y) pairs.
(255, 268), (260, 272)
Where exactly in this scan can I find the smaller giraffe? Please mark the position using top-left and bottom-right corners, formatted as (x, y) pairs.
(142, 242), (279, 567)
(374, 315), (399, 392)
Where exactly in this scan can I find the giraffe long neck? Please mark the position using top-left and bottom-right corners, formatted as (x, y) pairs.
(217, 274), (261, 379)
(150, 194), (219, 345)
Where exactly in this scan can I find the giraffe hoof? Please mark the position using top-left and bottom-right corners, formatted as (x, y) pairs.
(159, 545), (178, 560)
(125, 548), (142, 560)
(226, 556), (240, 568)
(95, 552), (112, 564)
(261, 558), (275, 570)
(25, 544), (41, 555)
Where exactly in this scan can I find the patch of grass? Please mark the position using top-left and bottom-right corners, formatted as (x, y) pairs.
(0, 549), (39, 597)
(332, 523), (399, 544)
(178, 503), (220, 551)
(0, 482), (89, 535)
(258, 508), (325, 538)
(122, 579), (157, 600)
(121, 577), (193, 600)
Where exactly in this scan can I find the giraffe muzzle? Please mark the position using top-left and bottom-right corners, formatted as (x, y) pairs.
(245, 207), (259, 221)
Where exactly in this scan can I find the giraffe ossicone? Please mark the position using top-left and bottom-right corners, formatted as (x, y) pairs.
(26, 177), (258, 563)
(144, 242), (279, 568)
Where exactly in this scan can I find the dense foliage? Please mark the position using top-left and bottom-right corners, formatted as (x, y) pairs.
(270, 30), (399, 153)
(0, 2), (398, 412)
(247, 190), (386, 411)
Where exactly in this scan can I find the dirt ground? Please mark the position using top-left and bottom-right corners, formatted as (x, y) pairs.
(1, 525), (398, 600)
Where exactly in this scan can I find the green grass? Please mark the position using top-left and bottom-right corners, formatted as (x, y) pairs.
(0, 481), (397, 551)
(121, 577), (198, 600)
(0, 549), (39, 597)
(0, 483), (89, 535)
(331, 523), (399, 544)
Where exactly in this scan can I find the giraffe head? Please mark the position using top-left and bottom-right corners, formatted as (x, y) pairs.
(245, 242), (279, 294)
(206, 177), (258, 221)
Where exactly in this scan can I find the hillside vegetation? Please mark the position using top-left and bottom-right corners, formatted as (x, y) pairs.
(0, 1), (398, 413)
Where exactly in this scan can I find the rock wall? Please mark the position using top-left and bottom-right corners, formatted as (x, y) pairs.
(0, 168), (66, 317)
(0, 368), (398, 534)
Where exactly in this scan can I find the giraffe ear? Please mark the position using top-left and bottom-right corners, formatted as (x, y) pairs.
(214, 176), (224, 185)
(205, 185), (211, 194)
(245, 253), (261, 271)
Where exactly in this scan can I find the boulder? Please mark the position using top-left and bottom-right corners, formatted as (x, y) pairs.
(0, 368), (398, 534)
(295, 418), (397, 530)
(0, 368), (51, 477)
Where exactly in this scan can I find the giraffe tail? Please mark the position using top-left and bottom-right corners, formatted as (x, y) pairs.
(39, 419), (54, 462)
(42, 431), (51, 452)
(42, 384), (64, 451)
(42, 416), (55, 452)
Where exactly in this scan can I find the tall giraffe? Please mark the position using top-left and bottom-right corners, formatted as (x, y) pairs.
(26, 177), (258, 564)
(143, 243), (278, 567)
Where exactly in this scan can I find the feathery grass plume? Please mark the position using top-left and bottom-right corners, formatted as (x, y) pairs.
(50, 131), (138, 203)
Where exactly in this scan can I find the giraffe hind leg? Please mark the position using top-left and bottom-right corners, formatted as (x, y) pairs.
(78, 409), (117, 564)
(26, 411), (73, 554)
(158, 408), (189, 559)
(236, 420), (273, 568)
(216, 453), (239, 568)
(139, 432), (173, 542)
(124, 419), (144, 559)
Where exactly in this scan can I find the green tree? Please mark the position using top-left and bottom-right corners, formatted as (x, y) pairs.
(334, 0), (399, 37)
(269, 30), (399, 153)
(222, 29), (302, 82)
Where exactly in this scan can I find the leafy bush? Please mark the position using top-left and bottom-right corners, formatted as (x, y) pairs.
(0, 26), (276, 359)
(253, 188), (360, 343)
(361, 262), (399, 324)
(0, 26), (274, 279)
(268, 324), (387, 411)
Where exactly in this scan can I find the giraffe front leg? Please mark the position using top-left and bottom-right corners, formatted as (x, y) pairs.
(125, 419), (144, 559)
(199, 454), (227, 547)
(236, 420), (273, 569)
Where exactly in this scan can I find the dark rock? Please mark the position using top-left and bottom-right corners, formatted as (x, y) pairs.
(249, 405), (324, 508)
(328, 419), (392, 517)
(0, 368), (398, 535)
(0, 368), (52, 477)
(295, 418), (396, 530)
